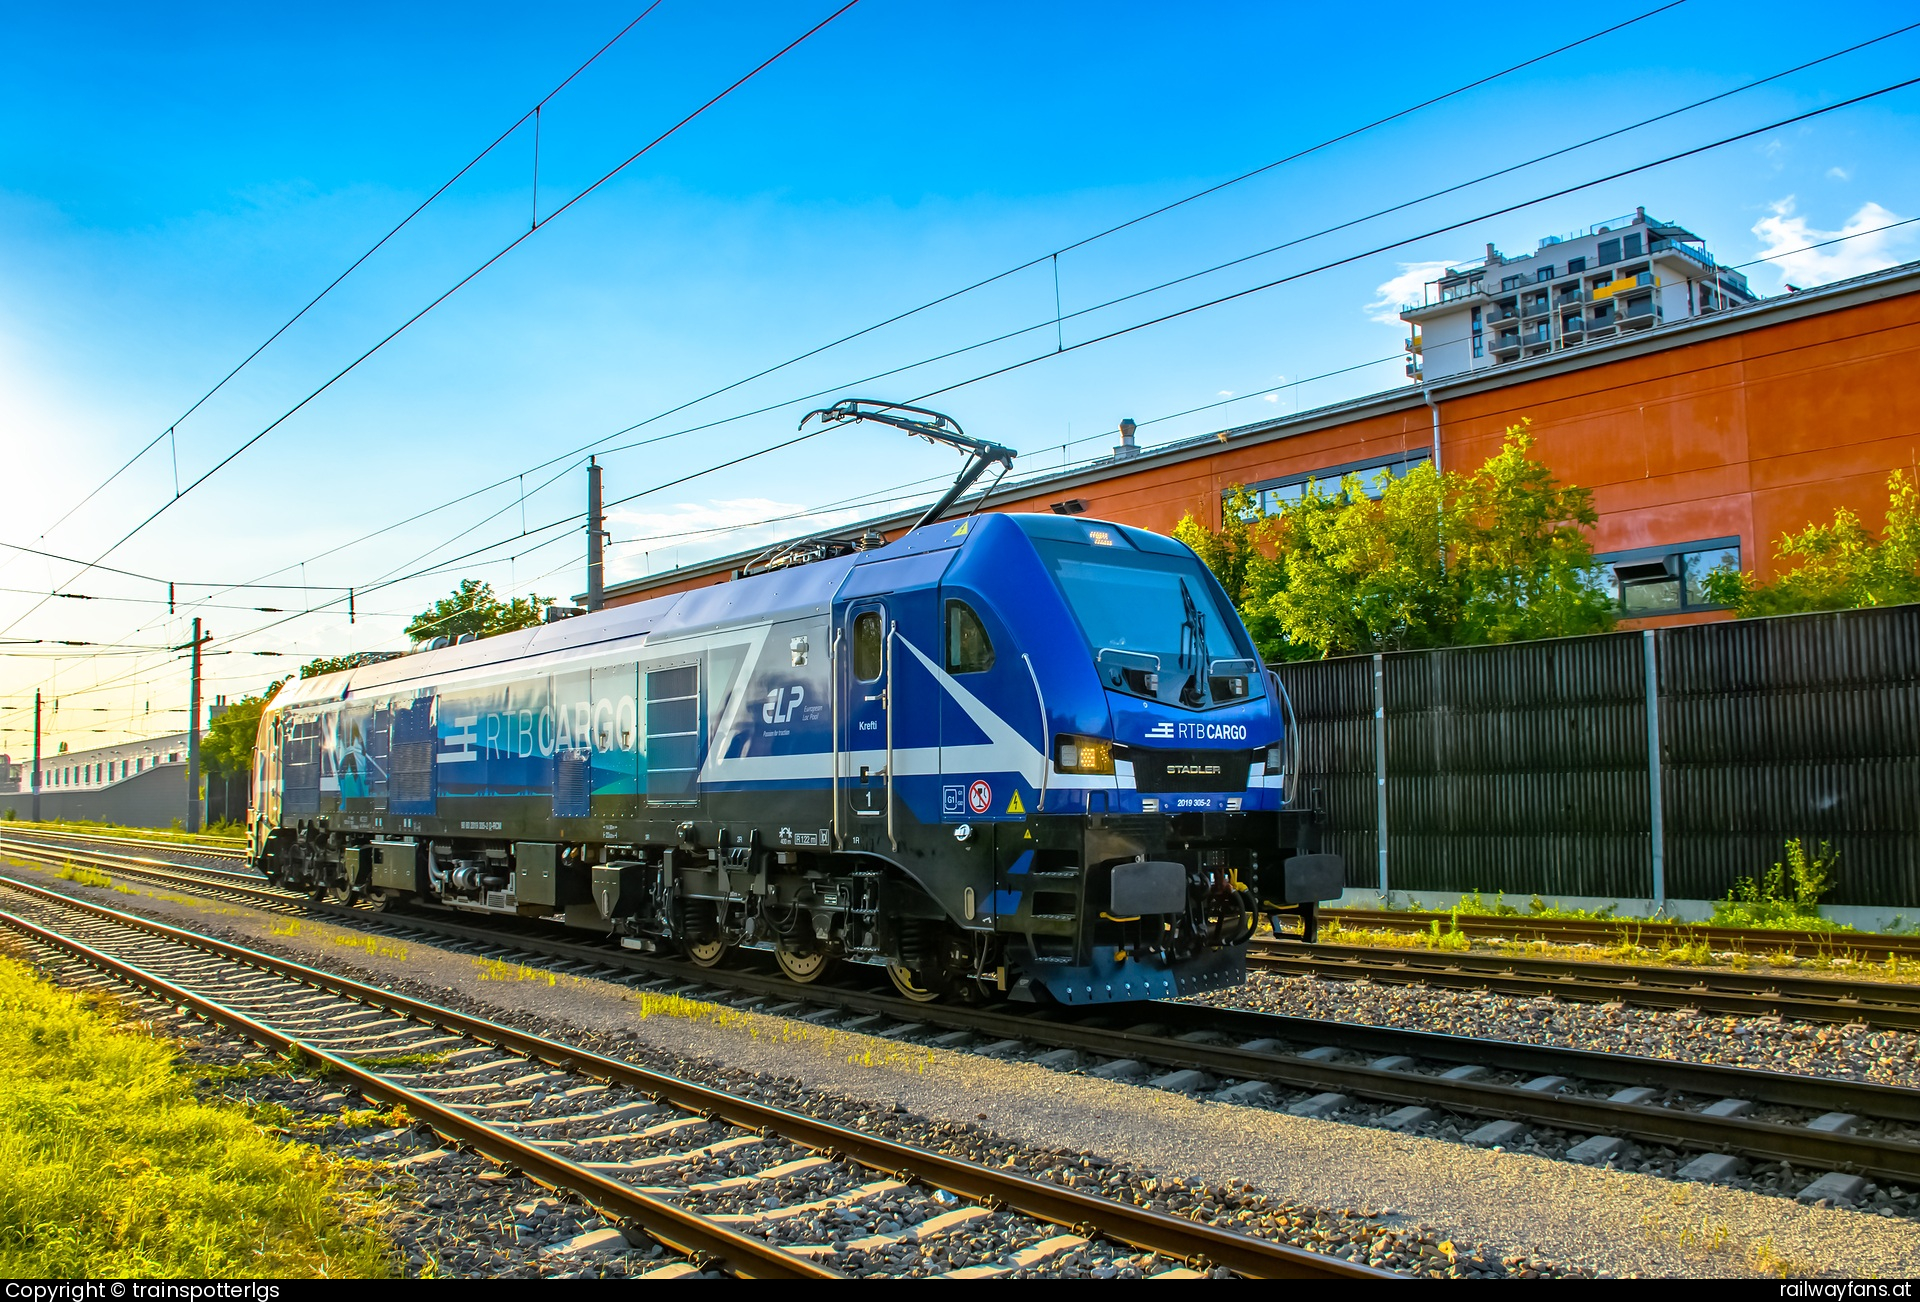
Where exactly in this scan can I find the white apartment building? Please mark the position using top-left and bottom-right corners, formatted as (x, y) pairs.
(1400, 207), (1757, 381)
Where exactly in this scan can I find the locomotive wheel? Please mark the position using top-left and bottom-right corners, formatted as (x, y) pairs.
(325, 881), (358, 906)
(886, 960), (946, 1004)
(774, 946), (832, 984)
(362, 889), (396, 913)
(685, 937), (728, 968)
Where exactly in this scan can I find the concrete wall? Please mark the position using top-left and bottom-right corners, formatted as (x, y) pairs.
(0, 763), (200, 830)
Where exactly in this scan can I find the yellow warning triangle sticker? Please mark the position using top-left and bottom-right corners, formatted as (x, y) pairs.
(1006, 790), (1025, 814)
(951, 521), (970, 537)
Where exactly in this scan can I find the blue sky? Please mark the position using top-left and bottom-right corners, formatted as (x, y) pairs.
(3, 0), (1917, 752)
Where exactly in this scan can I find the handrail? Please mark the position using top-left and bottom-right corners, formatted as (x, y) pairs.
(830, 627), (843, 850)
(1022, 652), (1048, 809)
(885, 620), (897, 851)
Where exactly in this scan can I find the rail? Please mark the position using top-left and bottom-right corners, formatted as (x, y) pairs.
(5, 836), (1918, 1189)
(0, 867), (1377, 1280)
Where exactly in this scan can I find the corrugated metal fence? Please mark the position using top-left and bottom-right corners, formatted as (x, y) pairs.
(1273, 603), (1920, 907)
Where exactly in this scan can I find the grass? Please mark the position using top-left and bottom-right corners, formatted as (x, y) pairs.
(1639, 1190), (1815, 1279)
(1318, 914), (1920, 985)
(268, 919), (410, 963)
(606, 981), (939, 1074)
(0, 817), (246, 849)
(55, 862), (130, 893)
(0, 954), (390, 1277)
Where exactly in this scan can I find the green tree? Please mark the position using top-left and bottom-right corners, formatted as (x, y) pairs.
(404, 580), (552, 645)
(198, 680), (287, 779)
(1703, 471), (1920, 616)
(1172, 486), (1287, 658)
(299, 651), (401, 679)
(1174, 423), (1615, 660)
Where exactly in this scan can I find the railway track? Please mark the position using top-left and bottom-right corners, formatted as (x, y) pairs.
(0, 876), (1374, 1280)
(1325, 906), (1920, 962)
(11, 825), (1920, 1032)
(4, 828), (1918, 1202)
(1247, 938), (1920, 1031)
(0, 823), (246, 863)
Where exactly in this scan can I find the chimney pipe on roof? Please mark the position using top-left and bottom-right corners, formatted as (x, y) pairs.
(1115, 418), (1139, 460)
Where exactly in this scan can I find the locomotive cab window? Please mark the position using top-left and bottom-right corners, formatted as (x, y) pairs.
(852, 611), (884, 681)
(945, 601), (995, 674)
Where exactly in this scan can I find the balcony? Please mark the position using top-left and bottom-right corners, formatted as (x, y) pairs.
(1490, 335), (1522, 359)
(1405, 333), (1422, 354)
(1400, 280), (1489, 316)
(1521, 297), (1551, 319)
(1620, 302), (1662, 331)
(1487, 306), (1519, 324)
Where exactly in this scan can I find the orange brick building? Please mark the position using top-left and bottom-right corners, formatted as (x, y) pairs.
(604, 260), (1920, 626)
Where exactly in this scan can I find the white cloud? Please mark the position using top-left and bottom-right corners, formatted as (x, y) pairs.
(1217, 390), (1234, 398)
(1262, 392), (1280, 403)
(1366, 260), (1454, 324)
(1827, 166), (1851, 182)
(1751, 197), (1914, 289)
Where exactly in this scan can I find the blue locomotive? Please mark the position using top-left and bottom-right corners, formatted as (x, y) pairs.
(251, 402), (1341, 1004)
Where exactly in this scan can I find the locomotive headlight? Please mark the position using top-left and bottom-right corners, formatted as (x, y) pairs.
(1265, 743), (1284, 772)
(1054, 734), (1114, 774)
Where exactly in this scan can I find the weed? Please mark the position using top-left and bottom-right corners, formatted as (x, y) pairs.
(270, 919), (409, 962)
(474, 957), (574, 985)
(55, 863), (114, 890)
(1422, 917), (1470, 952)
(1713, 838), (1848, 930)
(617, 987), (937, 1075)
(350, 1051), (450, 1072)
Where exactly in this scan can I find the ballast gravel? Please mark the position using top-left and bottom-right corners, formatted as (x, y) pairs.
(1194, 969), (1920, 1088)
(12, 860), (1920, 1277)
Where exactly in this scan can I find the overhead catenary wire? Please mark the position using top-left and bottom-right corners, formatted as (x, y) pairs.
(19, 188), (1916, 715)
(12, 51), (1915, 729)
(903, 74), (1920, 406)
(0, 0), (864, 642)
(12, 174), (1914, 725)
(117, 1), (1688, 622)
(11, 4), (670, 563)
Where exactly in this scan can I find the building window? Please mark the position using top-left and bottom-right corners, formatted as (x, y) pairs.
(1536, 266), (1555, 282)
(1624, 232), (1644, 258)
(1471, 306), (1484, 358)
(1501, 274), (1523, 291)
(1597, 238), (1621, 265)
(1593, 539), (1741, 614)
(1567, 255), (1587, 274)
(1236, 454), (1432, 517)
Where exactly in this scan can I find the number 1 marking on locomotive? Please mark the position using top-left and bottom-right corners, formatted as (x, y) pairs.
(967, 780), (992, 815)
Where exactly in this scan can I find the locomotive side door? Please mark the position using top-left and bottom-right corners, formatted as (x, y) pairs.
(837, 600), (890, 841)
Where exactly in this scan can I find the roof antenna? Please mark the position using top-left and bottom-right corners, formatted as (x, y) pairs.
(800, 399), (1017, 529)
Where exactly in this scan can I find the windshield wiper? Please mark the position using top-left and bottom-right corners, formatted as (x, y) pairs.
(1177, 578), (1211, 708)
